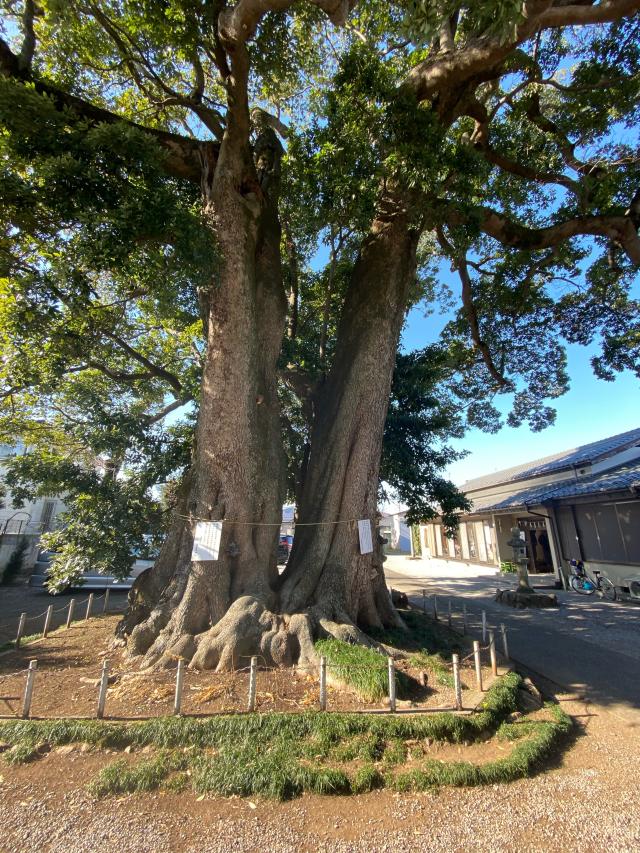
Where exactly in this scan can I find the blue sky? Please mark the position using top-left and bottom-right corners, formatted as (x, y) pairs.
(401, 297), (640, 487)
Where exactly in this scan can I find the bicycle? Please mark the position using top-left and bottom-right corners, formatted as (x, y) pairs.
(568, 560), (617, 601)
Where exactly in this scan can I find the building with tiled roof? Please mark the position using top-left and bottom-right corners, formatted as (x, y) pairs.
(418, 428), (640, 594)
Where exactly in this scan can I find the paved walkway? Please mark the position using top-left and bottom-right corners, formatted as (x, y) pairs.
(385, 556), (640, 722)
(0, 586), (128, 643)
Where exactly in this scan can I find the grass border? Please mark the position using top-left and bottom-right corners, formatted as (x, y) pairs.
(0, 674), (573, 800)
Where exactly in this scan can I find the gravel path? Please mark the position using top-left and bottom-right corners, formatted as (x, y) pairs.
(1, 694), (638, 852)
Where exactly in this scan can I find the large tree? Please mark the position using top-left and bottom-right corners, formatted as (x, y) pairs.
(1, 1), (639, 669)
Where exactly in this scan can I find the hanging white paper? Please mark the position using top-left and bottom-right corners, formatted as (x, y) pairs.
(358, 518), (373, 555)
(191, 520), (222, 561)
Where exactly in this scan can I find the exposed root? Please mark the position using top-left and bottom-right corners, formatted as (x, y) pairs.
(189, 596), (318, 672)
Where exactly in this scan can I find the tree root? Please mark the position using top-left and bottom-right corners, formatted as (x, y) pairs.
(189, 596), (318, 672)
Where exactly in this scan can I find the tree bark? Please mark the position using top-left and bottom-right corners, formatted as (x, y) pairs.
(125, 96), (290, 669)
(280, 189), (421, 634)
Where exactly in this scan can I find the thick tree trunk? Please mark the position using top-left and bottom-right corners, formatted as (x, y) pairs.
(280, 190), (420, 634)
(124, 91), (290, 668)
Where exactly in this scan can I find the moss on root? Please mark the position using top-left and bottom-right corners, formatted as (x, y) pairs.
(0, 674), (572, 800)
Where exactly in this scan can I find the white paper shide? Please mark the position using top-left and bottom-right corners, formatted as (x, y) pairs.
(358, 518), (373, 555)
(191, 520), (223, 561)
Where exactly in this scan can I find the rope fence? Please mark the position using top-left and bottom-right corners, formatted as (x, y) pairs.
(0, 603), (511, 721)
(0, 587), (513, 721)
(0, 591), (118, 649)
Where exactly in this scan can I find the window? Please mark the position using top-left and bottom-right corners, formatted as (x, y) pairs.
(474, 521), (488, 562)
(459, 523), (470, 560)
(40, 500), (57, 532)
(574, 503), (630, 564)
(557, 506), (581, 561)
(615, 502), (640, 564)
(466, 523), (478, 560)
(484, 522), (497, 564)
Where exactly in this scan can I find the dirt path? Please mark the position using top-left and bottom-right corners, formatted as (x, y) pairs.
(0, 691), (638, 853)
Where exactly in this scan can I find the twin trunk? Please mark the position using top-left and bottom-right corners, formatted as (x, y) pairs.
(125, 176), (420, 668)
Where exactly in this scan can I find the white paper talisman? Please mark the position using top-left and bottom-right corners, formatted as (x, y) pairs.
(191, 520), (222, 561)
(358, 519), (373, 555)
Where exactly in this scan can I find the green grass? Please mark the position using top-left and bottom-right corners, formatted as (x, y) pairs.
(0, 674), (572, 800)
(315, 638), (413, 702)
(90, 750), (189, 796)
(0, 632), (43, 653)
(315, 607), (466, 702)
(370, 608), (462, 656)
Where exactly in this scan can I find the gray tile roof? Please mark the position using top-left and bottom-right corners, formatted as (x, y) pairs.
(461, 427), (640, 493)
(469, 457), (640, 514)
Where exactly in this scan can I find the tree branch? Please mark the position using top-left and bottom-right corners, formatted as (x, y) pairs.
(538, 0), (640, 28)
(219, 0), (355, 46)
(102, 332), (184, 395)
(470, 208), (640, 263)
(436, 227), (513, 390)
(146, 397), (193, 424)
(0, 39), (205, 182)
(403, 1), (640, 112)
(17, 0), (37, 72)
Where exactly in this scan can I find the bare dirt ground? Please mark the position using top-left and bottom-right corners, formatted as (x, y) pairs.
(2, 613), (638, 851)
(0, 615), (486, 717)
(0, 694), (638, 852)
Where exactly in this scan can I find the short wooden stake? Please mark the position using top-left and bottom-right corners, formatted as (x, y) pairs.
(473, 640), (483, 692)
(462, 603), (468, 635)
(85, 593), (94, 621)
(447, 599), (452, 628)
(15, 612), (26, 649)
(482, 610), (487, 643)
(96, 659), (109, 719)
(489, 630), (498, 676)
(65, 598), (76, 629)
(500, 623), (510, 661)
(248, 656), (257, 712)
(22, 660), (37, 719)
(452, 653), (462, 711)
(42, 604), (53, 639)
(422, 588), (426, 613)
(433, 594), (438, 621)
(174, 659), (185, 716)
(103, 588), (110, 614)
(319, 656), (327, 711)
(387, 656), (396, 712)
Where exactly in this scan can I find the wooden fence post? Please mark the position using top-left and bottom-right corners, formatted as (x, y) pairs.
(489, 630), (498, 676)
(96, 659), (109, 719)
(500, 623), (510, 661)
(387, 656), (396, 712)
(473, 640), (483, 692)
(15, 612), (26, 649)
(319, 656), (327, 711)
(247, 656), (257, 711)
(103, 588), (110, 614)
(174, 659), (185, 716)
(65, 598), (76, 629)
(85, 593), (94, 621)
(452, 653), (462, 711)
(42, 604), (53, 639)
(21, 660), (37, 719)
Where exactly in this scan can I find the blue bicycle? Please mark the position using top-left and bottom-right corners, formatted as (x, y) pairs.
(569, 560), (616, 601)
